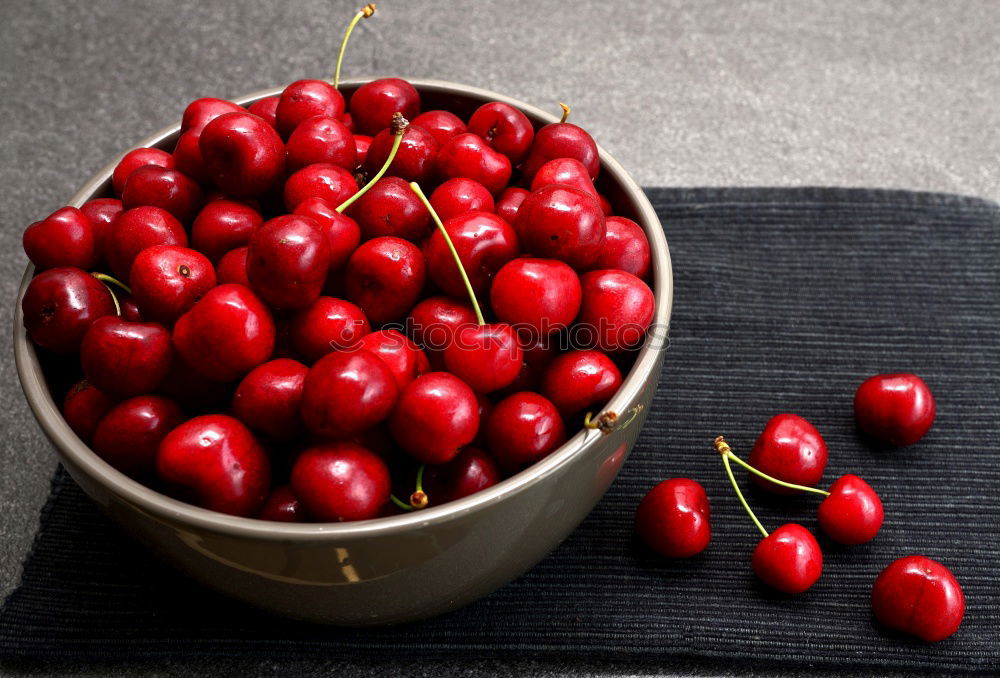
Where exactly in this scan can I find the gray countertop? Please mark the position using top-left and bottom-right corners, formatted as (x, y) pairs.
(1, 0), (995, 675)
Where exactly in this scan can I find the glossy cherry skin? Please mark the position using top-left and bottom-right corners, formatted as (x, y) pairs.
(817, 474), (884, 545)
(247, 95), (280, 128)
(283, 163), (358, 212)
(157, 414), (271, 517)
(344, 237), (425, 325)
(171, 130), (212, 184)
(106, 206), (187, 280)
(216, 246), (250, 286)
(515, 185), (605, 269)
(181, 97), (245, 134)
(121, 166), (204, 224)
(347, 176), (431, 241)
(540, 350), (622, 417)
(80, 316), (172, 395)
(486, 391), (566, 472)
(232, 358), (308, 440)
(111, 147), (175, 196)
(494, 186), (529, 225)
(436, 133), (512, 195)
(355, 329), (430, 390)
(854, 373), (936, 446)
(259, 485), (304, 522)
(577, 270), (654, 352)
(502, 330), (559, 394)
(21, 267), (116, 353)
(596, 193), (613, 216)
(93, 395), (183, 479)
(411, 109), (467, 146)
(365, 124), (439, 183)
(285, 114), (356, 172)
(635, 478), (711, 558)
(63, 379), (117, 444)
(292, 197), (362, 271)
(408, 296), (478, 368)
(589, 216), (651, 279)
(520, 121), (600, 182)
(444, 323), (523, 394)
(467, 101), (534, 164)
(871, 555), (964, 642)
(247, 215), (331, 310)
(79, 198), (123, 262)
(23, 206), (99, 271)
(353, 134), (372, 166)
(300, 349), (399, 439)
(289, 296), (370, 363)
(430, 178), (495, 222)
(172, 284), (275, 382)
(275, 79), (346, 138)
(129, 245), (216, 325)
(530, 157), (598, 200)
(348, 78), (421, 136)
(200, 112), (285, 198)
(424, 211), (519, 298)
(389, 372), (479, 464)
(752, 523), (823, 594)
(491, 258), (581, 335)
(291, 441), (391, 521)
(748, 413), (828, 494)
(190, 199), (263, 262)
(423, 446), (501, 505)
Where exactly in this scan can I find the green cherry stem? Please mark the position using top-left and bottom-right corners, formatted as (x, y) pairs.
(715, 436), (768, 539)
(408, 181), (486, 326)
(333, 3), (376, 89)
(390, 494), (412, 512)
(335, 112), (407, 214)
(389, 464), (430, 512)
(715, 435), (830, 497)
(91, 272), (131, 317)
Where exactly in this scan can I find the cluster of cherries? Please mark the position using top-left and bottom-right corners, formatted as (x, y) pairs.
(635, 373), (966, 643)
(20, 6), (654, 524)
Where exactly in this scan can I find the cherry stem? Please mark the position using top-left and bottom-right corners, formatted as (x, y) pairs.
(409, 464), (428, 509)
(714, 435), (830, 497)
(336, 112), (407, 214)
(333, 3), (376, 89)
(91, 272), (130, 317)
(408, 181), (486, 326)
(716, 437), (769, 539)
(559, 102), (571, 123)
(390, 494), (412, 512)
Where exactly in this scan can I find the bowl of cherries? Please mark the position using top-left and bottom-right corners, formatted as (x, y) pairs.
(13, 10), (671, 624)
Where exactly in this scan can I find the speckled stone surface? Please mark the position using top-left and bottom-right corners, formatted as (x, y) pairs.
(0, 0), (996, 675)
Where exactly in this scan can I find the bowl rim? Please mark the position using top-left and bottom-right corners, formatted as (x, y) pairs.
(13, 77), (673, 541)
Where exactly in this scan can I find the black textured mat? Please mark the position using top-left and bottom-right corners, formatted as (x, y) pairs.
(3, 188), (999, 672)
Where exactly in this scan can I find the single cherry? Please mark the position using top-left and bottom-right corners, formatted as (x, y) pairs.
(589, 216), (651, 279)
(423, 211), (520, 298)
(635, 478), (711, 558)
(520, 106), (600, 182)
(349, 77), (420, 135)
(429, 178), (495, 222)
(353, 134), (372, 166)
(93, 395), (183, 479)
(63, 379), (117, 444)
(247, 215), (331, 310)
(129, 245), (216, 325)
(259, 485), (304, 522)
(291, 441), (391, 521)
(289, 296), (370, 363)
(854, 373), (936, 446)
(817, 474), (884, 545)
(300, 348), (399, 439)
(407, 295), (478, 366)
(530, 157), (598, 200)
(21, 267), (117, 353)
(748, 413), (828, 494)
(467, 101), (535, 164)
(411, 109), (467, 146)
(275, 79), (346, 138)
(171, 130), (212, 184)
(486, 391), (566, 472)
(344, 236), (426, 325)
(423, 446), (501, 505)
(752, 523), (824, 594)
(216, 246), (250, 286)
(106, 206), (187, 280)
(347, 176), (431, 241)
(285, 114), (356, 172)
(121, 165), (204, 224)
(111, 147), (175, 196)
(364, 123), (439, 183)
(190, 199), (264, 263)
(292, 197), (362, 271)
(354, 329), (430, 390)
(80, 316), (172, 396)
(540, 350), (622, 417)
(283, 162), (358, 211)
(515, 185), (605, 269)
(494, 186), (530, 225)
(577, 269), (654, 352)
(79, 198), (123, 263)
(181, 97), (245, 134)
(491, 258), (581, 335)
(23, 206), (99, 271)
(200, 111), (285, 198)
(436, 133), (512, 195)
(247, 96), (280, 128)
(389, 372), (479, 464)
(444, 323), (523, 394)
(232, 358), (308, 440)
(871, 555), (964, 642)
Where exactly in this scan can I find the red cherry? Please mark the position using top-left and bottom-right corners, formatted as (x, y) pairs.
(817, 474), (883, 545)
(118, 295), (143, 322)
(190, 199), (263, 263)
(62, 379), (117, 444)
(515, 185), (605, 269)
(752, 523), (823, 594)
(21, 267), (116, 353)
(129, 245), (216, 325)
(93, 395), (183, 479)
(577, 269), (654, 352)
(106, 206), (187, 280)
(355, 329), (430, 390)
(259, 485), (304, 522)
(530, 157), (598, 200)
(247, 215), (331, 310)
(521, 120), (600, 182)
(748, 413), (828, 495)
(424, 211), (519, 298)
(411, 109), (467, 146)
(423, 446), (501, 505)
(407, 295), (477, 368)
(854, 373), (935, 446)
(635, 478), (711, 558)
(346, 176), (431, 241)
(341, 112), (355, 132)
(429, 178), (495, 222)
(501, 330), (559, 394)
(872, 555), (964, 642)
(491, 258), (581, 335)
(172, 284), (275, 382)
(79, 198), (123, 262)
(285, 114), (356, 172)
(588, 216), (651, 279)
(111, 147), (175, 196)
(291, 441), (391, 521)
(364, 124), (439, 183)
(216, 246), (250, 286)
(121, 166), (204, 224)
(353, 134), (372, 166)
(283, 163), (358, 212)
(486, 391), (566, 472)
(292, 197), (362, 271)
(300, 349), (399, 438)
(436, 133), (512, 195)
(247, 96), (280, 128)
(157, 414), (271, 517)
(344, 236), (425, 325)
(157, 353), (233, 412)
(80, 316), (172, 396)
(444, 323), (523, 394)
(23, 206), (99, 271)
(389, 372), (479, 464)
(232, 358), (308, 440)
(467, 101), (534, 164)
(596, 193), (614, 216)
(349, 78), (420, 135)
(200, 112), (285, 198)
(171, 130), (211, 185)
(494, 186), (529, 225)
(540, 350), (622, 417)
(181, 97), (244, 135)
(289, 296), (370, 363)
(275, 79), (346, 138)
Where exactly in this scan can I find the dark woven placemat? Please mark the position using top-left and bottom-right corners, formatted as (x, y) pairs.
(3, 187), (999, 672)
